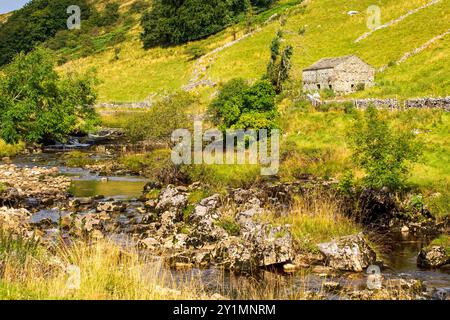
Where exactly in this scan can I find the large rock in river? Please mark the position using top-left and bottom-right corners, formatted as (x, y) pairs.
(417, 246), (450, 269)
(213, 224), (294, 272)
(155, 185), (187, 215)
(317, 233), (377, 272)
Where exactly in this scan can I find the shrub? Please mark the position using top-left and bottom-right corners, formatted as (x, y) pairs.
(343, 101), (355, 114)
(120, 149), (189, 184)
(208, 79), (278, 132)
(321, 88), (335, 99)
(185, 45), (206, 60)
(337, 171), (355, 196)
(356, 83), (365, 91)
(124, 92), (195, 145)
(0, 48), (99, 144)
(348, 106), (422, 191)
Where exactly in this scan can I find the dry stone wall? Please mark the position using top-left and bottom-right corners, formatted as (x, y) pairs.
(324, 97), (450, 111)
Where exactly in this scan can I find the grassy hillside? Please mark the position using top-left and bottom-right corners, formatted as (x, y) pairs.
(58, 0), (450, 102)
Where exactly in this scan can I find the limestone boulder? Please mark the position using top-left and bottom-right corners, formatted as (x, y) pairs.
(317, 233), (377, 272)
(417, 246), (450, 269)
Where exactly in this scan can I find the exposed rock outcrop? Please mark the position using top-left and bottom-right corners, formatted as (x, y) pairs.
(317, 233), (377, 272)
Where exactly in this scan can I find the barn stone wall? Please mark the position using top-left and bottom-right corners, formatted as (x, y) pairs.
(302, 68), (335, 91)
(333, 57), (375, 93)
(302, 57), (375, 94)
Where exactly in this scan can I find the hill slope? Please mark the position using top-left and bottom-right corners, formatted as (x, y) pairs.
(54, 0), (449, 102)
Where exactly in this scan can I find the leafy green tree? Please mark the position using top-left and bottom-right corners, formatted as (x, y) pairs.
(0, 0), (92, 66)
(251, 0), (278, 8)
(140, 0), (251, 48)
(266, 31), (293, 94)
(0, 48), (99, 144)
(348, 106), (422, 191)
(140, 0), (277, 48)
(100, 2), (121, 27)
(208, 79), (278, 132)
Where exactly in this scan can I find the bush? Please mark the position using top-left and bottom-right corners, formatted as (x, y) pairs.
(348, 106), (422, 191)
(0, 48), (99, 144)
(343, 102), (355, 114)
(185, 45), (206, 60)
(124, 91), (195, 145)
(356, 83), (365, 91)
(120, 149), (189, 184)
(208, 79), (279, 132)
(320, 88), (335, 99)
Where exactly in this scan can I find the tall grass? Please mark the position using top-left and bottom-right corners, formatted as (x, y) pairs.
(262, 193), (360, 251)
(0, 237), (204, 300)
(0, 140), (25, 157)
(0, 233), (333, 300)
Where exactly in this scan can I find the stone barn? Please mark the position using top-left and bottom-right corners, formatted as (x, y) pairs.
(302, 55), (375, 94)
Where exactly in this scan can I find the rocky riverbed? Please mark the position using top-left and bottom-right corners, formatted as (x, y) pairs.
(0, 161), (449, 300)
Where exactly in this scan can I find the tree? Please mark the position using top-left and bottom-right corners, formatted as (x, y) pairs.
(0, 0), (92, 66)
(348, 106), (421, 191)
(129, 0), (151, 14)
(100, 2), (121, 27)
(208, 79), (278, 132)
(0, 48), (99, 144)
(140, 0), (251, 48)
(251, 0), (277, 8)
(266, 31), (293, 94)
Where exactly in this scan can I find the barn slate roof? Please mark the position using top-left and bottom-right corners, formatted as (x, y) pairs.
(303, 55), (366, 71)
